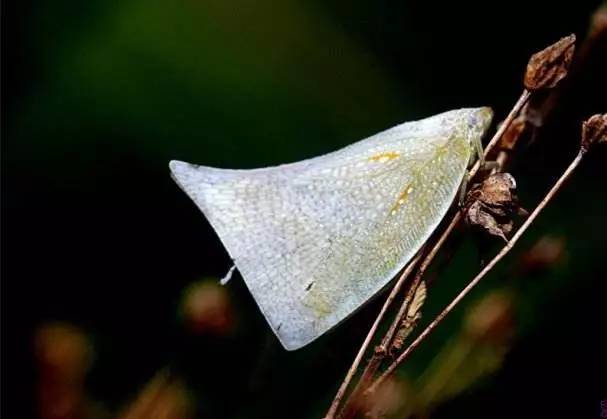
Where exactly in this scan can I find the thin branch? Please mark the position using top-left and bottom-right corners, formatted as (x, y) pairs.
(367, 147), (586, 394)
(338, 215), (459, 419)
(474, 90), (531, 177)
(327, 90), (532, 419)
(379, 89), (531, 352)
(383, 88), (531, 346)
(328, 33), (580, 417)
(323, 252), (423, 419)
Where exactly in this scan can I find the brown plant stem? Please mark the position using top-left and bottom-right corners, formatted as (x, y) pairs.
(327, 89), (532, 419)
(478, 90), (531, 173)
(323, 252), (423, 419)
(367, 147), (586, 394)
(338, 216), (459, 419)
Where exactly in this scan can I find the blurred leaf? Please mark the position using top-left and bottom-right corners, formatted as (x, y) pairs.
(119, 370), (193, 419)
(12, 0), (404, 171)
(179, 279), (234, 336)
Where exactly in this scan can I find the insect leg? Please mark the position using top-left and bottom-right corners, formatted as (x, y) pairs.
(473, 136), (502, 172)
(458, 171), (470, 207)
(458, 147), (480, 206)
(474, 135), (485, 167)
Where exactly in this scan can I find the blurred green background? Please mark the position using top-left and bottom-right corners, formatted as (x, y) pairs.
(3, 1), (607, 418)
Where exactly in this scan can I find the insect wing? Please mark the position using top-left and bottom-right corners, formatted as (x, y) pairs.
(170, 108), (487, 350)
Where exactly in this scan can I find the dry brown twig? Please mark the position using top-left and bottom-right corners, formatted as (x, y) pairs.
(367, 113), (606, 394)
(325, 34), (578, 419)
(323, 252), (423, 419)
(335, 88), (530, 419)
(326, 92), (529, 419)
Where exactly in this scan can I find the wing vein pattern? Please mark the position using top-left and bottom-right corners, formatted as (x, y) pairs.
(170, 108), (490, 350)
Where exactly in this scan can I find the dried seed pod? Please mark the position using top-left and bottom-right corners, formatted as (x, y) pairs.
(465, 173), (522, 241)
(524, 34), (576, 91)
(581, 113), (607, 151)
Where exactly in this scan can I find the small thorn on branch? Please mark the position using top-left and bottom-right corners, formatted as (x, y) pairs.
(524, 34), (576, 91)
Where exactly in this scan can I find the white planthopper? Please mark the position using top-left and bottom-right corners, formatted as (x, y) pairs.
(170, 107), (493, 350)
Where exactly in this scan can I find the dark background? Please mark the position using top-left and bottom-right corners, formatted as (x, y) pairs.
(3, 1), (607, 418)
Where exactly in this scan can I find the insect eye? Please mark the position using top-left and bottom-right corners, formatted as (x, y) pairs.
(468, 115), (479, 129)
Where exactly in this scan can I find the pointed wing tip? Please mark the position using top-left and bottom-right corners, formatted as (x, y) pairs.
(271, 319), (325, 351)
(277, 334), (310, 351)
(169, 159), (189, 175)
(169, 160), (186, 189)
(169, 160), (201, 190)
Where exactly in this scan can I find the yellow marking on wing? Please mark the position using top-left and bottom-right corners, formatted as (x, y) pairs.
(389, 184), (414, 215)
(303, 287), (333, 318)
(387, 142), (457, 216)
(368, 151), (400, 163)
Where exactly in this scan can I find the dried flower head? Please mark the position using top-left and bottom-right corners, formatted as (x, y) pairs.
(524, 34), (576, 91)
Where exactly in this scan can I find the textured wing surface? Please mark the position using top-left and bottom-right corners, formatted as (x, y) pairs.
(171, 109), (477, 350)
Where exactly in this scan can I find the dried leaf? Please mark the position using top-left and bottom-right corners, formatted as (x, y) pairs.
(498, 116), (527, 152)
(407, 281), (427, 318)
(581, 113), (607, 151)
(524, 34), (576, 91)
(391, 281), (427, 352)
(467, 201), (509, 241)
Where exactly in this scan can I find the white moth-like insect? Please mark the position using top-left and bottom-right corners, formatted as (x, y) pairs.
(170, 107), (493, 350)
